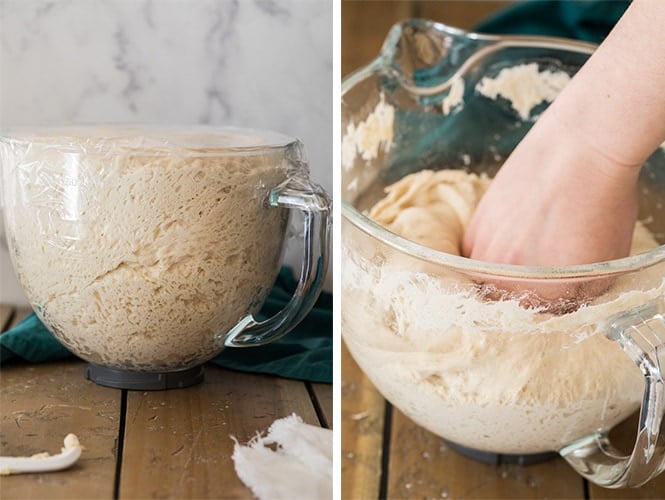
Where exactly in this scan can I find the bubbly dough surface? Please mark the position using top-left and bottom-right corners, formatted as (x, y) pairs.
(2, 135), (292, 371)
(369, 169), (657, 258)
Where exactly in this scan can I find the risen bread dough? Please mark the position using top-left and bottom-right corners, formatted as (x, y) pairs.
(369, 169), (657, 258)
(342, 169), (664, 453)
(2, 131), (292, 371)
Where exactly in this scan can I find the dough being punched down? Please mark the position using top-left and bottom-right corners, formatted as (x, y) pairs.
(342, 168), (664, 454)
(369, 169), (657, 258)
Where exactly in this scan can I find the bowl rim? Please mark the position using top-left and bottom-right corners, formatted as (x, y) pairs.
(341, 19), (665, 280)
(0, 124), (300, 158)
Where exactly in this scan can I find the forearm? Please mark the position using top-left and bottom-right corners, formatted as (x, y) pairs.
(547, 0), (665, 169)
(463, 1), (663, 273)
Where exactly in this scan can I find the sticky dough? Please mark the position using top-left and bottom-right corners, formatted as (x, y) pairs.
(342, 169), (663, 454)
(369, 169), (658, 257)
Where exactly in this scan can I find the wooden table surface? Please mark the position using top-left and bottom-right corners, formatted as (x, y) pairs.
(0, 305), (332, 499)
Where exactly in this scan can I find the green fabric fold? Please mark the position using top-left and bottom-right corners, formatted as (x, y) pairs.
(474, 0), (629, 43)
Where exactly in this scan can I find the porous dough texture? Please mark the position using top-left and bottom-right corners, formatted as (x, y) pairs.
(369, 169), (657, 257)
(342, 169), (664, 454)
(2, 132), (292, 371)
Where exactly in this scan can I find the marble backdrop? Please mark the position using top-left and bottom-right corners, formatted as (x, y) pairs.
(0, 0), (332, 305)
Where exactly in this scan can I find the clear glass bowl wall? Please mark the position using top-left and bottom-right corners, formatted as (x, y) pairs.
(341, 24), (665, 455)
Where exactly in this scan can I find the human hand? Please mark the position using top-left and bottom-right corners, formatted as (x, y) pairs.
(462, 0), (665, 306)
(461, 0), (665, 310)
(462, 115), (640, 267)
(461, 112), (641, 309)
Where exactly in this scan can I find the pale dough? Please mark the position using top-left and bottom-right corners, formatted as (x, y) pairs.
(369, 169), (490, 256)
(342, 169), (664, 454)
(369, 169), (658, 258)
(2, 128), (292, 371)
(476, 63), (571, 120)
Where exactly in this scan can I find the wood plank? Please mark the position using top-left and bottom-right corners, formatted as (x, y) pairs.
(0, 361), (121, 499)
(387, 406), (585, 499)
(341, 340), (386, 500)
(8, 307), (32, 328)
(0, 304), (13, 332)
(589, 412), (665, 498)
(118, 366), (320, 499)
(310, 382), (333, 429)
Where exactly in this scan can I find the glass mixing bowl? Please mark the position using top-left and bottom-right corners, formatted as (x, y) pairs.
(342, 20), (665, 488)
(1, 125), (330, 390)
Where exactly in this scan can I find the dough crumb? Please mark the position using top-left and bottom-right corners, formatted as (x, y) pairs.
(476, 63), (570, 120)
(342, 93), (395, 170)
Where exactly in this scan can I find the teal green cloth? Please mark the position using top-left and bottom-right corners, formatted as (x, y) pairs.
(0, 267), (332, 384)
(382, 0), (633, 183)
(211, 269), (332, 383)
(475, 0), (629, 43)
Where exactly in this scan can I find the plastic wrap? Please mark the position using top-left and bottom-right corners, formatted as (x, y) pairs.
(0, 126), (314, 371)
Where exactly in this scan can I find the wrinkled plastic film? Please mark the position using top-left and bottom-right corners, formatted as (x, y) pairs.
(1, 126), (317, 373)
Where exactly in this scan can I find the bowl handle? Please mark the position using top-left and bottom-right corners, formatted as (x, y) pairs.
(221, 176), (331, 348)
(559, 298), (665, 488)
